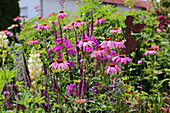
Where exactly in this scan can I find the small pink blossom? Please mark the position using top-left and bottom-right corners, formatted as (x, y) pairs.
(28, 40), (39, 45)
(137, 60), (142, 64)
(157, 28), (162, 33)
(112, 54), (132, 65)
(151, 45), (160, 51)
(74, 99), (87, 103)
(13, 16), (23, 21)
(144, 48), (157, 56)
(154, 71), (162, 74)
(105, 63), (121, 74)
(94, 17), (106, 25)
(49, 59), (69, 70)
(57, 10), (68, 19)
(110, 28), (121, 33)
(86, 47), (93, 52)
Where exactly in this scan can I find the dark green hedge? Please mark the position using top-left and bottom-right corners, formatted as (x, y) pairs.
(0, 0), (20, 30)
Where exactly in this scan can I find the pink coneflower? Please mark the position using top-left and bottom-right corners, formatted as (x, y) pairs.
(68, 22), (75, 26)
(91, 47), (109, 57)
(157, 28), (162, 33)
(99, 38), (116, 49)
(77, 39), (94, 51)
(13, 16), (23, 21)
(28, 40), (39, 45)
(114, 40), (125, 48)
(151, 45), (160, 51)
(94, 17), (106, 25)
(31, 24), (42, 31)
(112, 54), (132, 65)
(110, 28), (121, 33)
(144, 48), (157, 56)
(74, 20), (84, 27)
(104, 63), (121, 74)
(41, 24), (50, 30)
(49, 21), (58, 26)
(49, 59), (69, 70)
(63, 26), (73, 30)
(74, 99), (87, 103)
(57, 10), (68, 19)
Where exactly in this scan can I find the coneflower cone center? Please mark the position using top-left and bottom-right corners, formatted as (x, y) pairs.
(97, 48), (103, 50)
(106, 38), (111, 41)
(115, 40), (120, 42)
(83, 39), (88, 42)
(77, 20), (81, 22)
(97, 17), (101, 19)
(113, 28), (118, 30)
(119, 54), (125, 58)
(56, 59), (64, 63)
(59, 10), (64, 13)
(148, 48), (154, 50)
(110, 63), (115, 67)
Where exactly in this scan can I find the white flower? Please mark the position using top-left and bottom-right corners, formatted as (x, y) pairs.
(28, 47), (42, 80)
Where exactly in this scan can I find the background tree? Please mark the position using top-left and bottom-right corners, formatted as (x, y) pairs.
(0, 0), (20, 30)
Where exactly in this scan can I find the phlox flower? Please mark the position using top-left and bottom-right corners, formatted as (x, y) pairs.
(110, 28), (121, 33)
(13, 16), (23, 21)
(49, 20), (58, 26)
(74, 99), (87, 103)
(86, 47), (93, 52)
(151, 45), (160, 51)
(28, 40), (39, 45)
(57, 10), (68, 19)
(53, 45), (62, 52)
(91, 47), (109, 57)
(49, 59), (69, 70)
(144, 48), (157, 56)
(77, 39), (94, 51)
(56, 38), (61, 44)
(47, 45), (62, 54)
(110, 50), (117, 56)
(94, 17), (106, 25)
(105, 63), (121, 74)
(114, 40), (125, 48)
(74, 20), (84, 27)
(99, 38), (116, 49)
(112, 54), (132, 65)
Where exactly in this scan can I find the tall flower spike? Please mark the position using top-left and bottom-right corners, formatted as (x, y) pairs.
(90, 11), (93, 36)
(22, 53), (31, 88)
